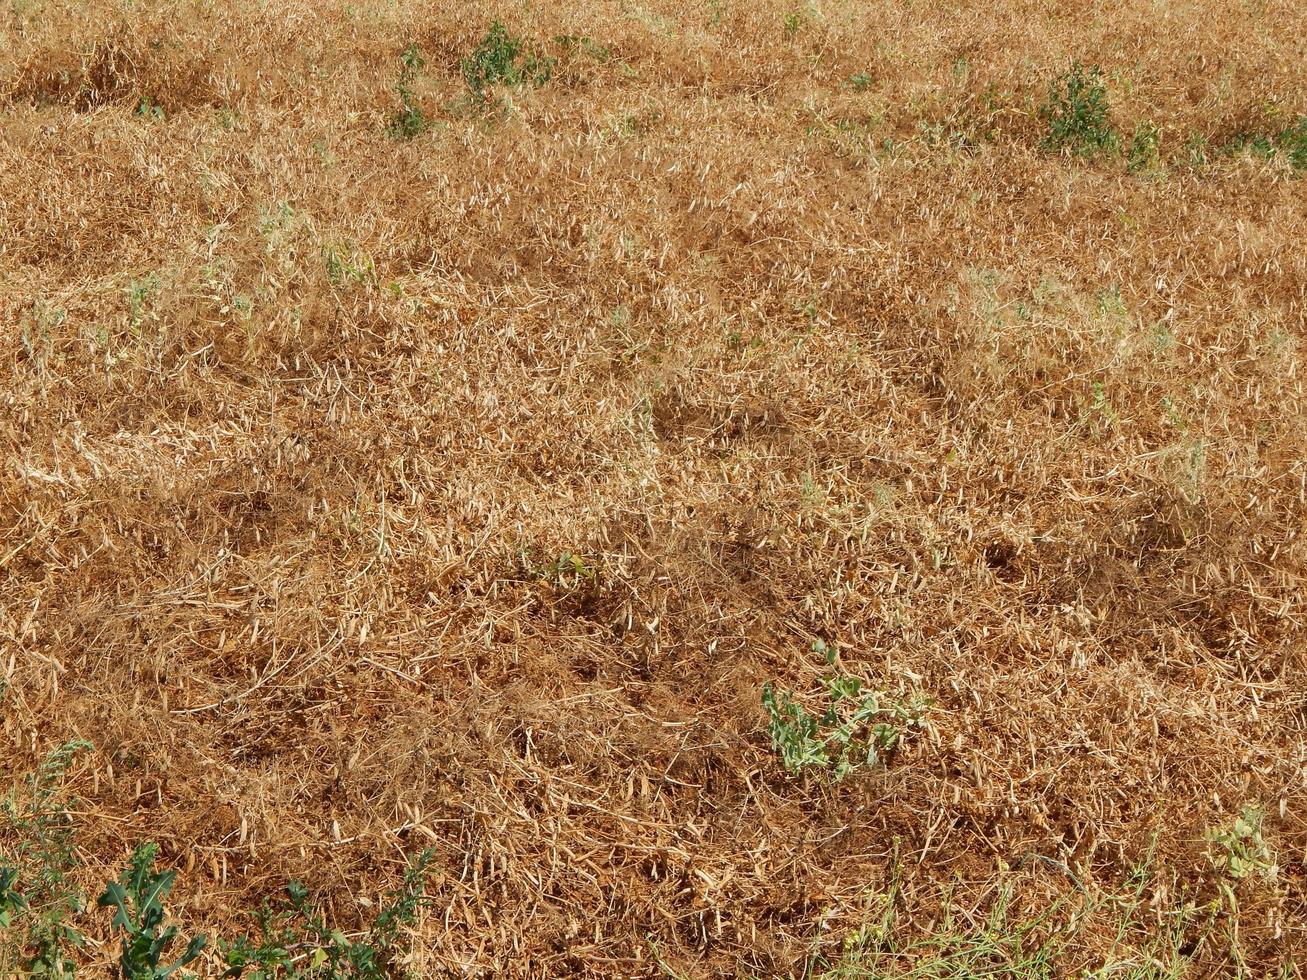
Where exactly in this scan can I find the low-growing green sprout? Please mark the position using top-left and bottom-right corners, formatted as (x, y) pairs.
(1205, 805), (1277, 915)
(220, 849), (435, 979)
(461, 21), (555, 100)
(1040, 62), (1118, 157)
(1127, 122), (1160, 172)
(1207, 806), (1276, 883)
(135, 98), (165, 122)
(387, 43), (428, 140)
(763, 642), (930, 780)
(1, 740), (93, 979)
(1277, 115), (1307, 170)
(98, 843), (207, 979)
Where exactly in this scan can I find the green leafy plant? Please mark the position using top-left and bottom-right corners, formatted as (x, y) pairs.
(1181, 132), (1209, 169)
(323, 243), (374, 289)
(1127, 121), (1160, 172)
(1221, 115), (1307, 172)
(762, 641), (929, 779)
(1088, 380), (1120, 432)
(3, 747), (433, 978)
(0, 868), (34, 975)
(1276, 115), (1307, 170)
(0, 867), (25, 926)
(528, 552), (598, 592)
(1206, 806), (1276, 913)
(125, 273), (161, 332)
(386, 43), (428, 140)
(1, 739), (93, 979)
(98, 843), (207, 979)
(848, 71), (873, 92)
(361, 849), (435, 962)
(810, 846), (1208, 979)
(1039, 62), (1118, 157)
(461, 21), (554, 100)
(220, 849), (435, 979)
(135, 98), (165, 122)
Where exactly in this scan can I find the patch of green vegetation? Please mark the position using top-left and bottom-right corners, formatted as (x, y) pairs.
(848, 72), (873, 92)
(816, 885), (1073, 978)
(1181, 132), (1209, 169)
(3, 746), (435, 979)
(125, 273), (161, 331)
(804, 107), (880, 164)
(1127, 121), (1160, 173)
(1039, 62), (1118, 157)
(531, 552), (597, 589)
(1206, 805), (1276, 911)
(461, 21), (554, 100)
(135, 97), (165, 122)
(386, 43), (428, 140)
(809, 844), (1212, 978)
(1094, 284), (1127, 317)
(323, 243), (374, 289)
(763, 640), (930, 780)
(1, 740), (92, 979)
(1219, 116), (1307, 172)
(99, 843), (207, 979)
(220, 850), (434, 978)
(18, 301), (63, 375)
(1196, 805), (1283, 972)
(1278, 115), (1307, 170)
(1088, 380), (1120, 432)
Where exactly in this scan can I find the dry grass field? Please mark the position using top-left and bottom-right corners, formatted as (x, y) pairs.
(2, 0), (1307, 975)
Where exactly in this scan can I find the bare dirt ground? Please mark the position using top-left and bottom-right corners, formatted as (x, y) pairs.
(2, 0), (1306, 975)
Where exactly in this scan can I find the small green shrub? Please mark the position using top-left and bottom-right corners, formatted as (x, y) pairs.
(1206, 805), (1276, 912)
(1221, 115), (1307, 172)
(1182, 132), (1209, 169)
(1040, 62), (1118, 157)
(1127, 122), (1160, 172)
(98, 843), (207, 979)
(848, 72), (873, 93)
(1, 739), (93, 979)
(386, 43), (428, 140)
(461, 21), (554, 100)
(220, 849), (435, 979)
(1277, 115), (1307, 170)
(762, 641), (929, 780)
(3, 748), (433, 979)
(532, 552), (596, 588)
(135, 98), (165, 122)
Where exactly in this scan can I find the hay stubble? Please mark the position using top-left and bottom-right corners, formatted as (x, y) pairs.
(2, 0), (1305, 974)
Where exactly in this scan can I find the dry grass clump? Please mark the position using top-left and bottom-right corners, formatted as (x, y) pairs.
(2, 0), (1306, 975)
